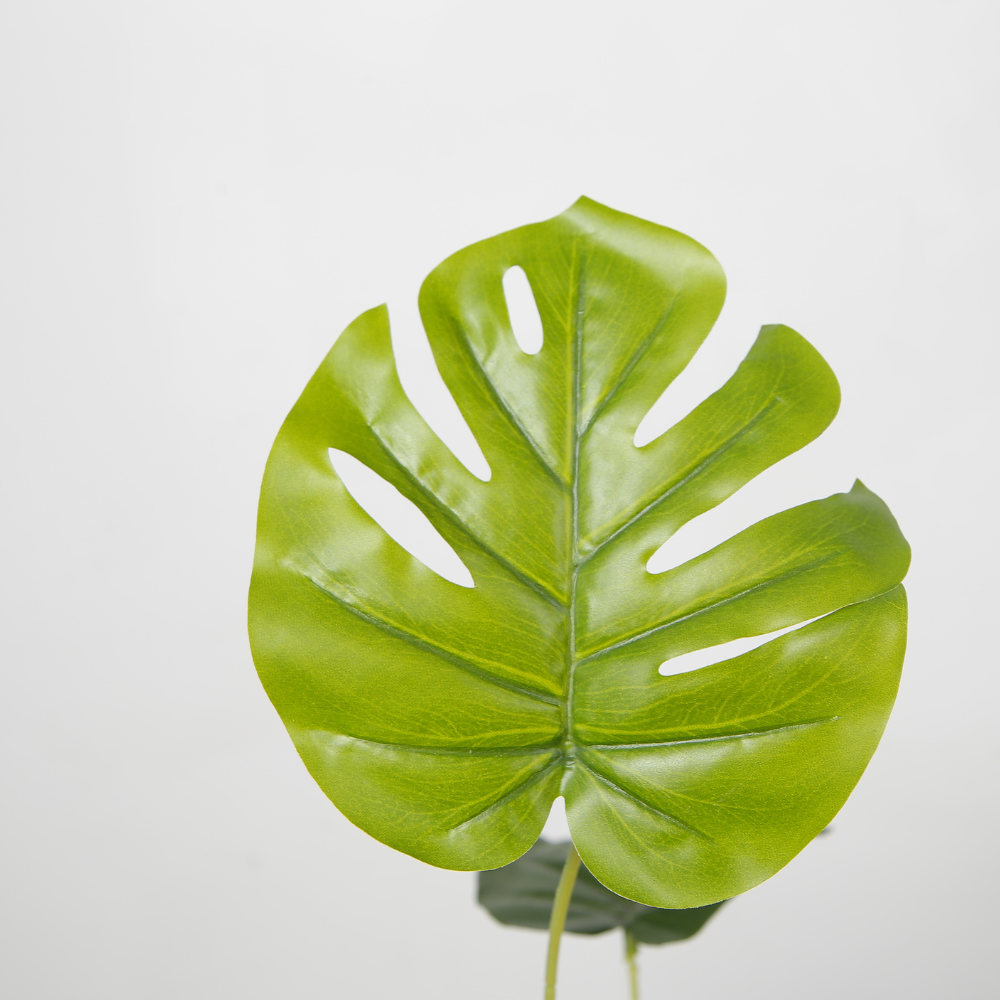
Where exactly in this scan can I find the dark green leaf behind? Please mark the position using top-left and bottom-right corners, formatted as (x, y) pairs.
(478, 839), (724, 943)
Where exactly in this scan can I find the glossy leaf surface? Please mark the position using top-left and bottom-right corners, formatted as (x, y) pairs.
(478, 839), (725, 944)
(250, 198), (909, 906)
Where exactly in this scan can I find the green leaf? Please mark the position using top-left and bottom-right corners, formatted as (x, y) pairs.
(249, 197), (909, 906)
(478, 838), (725, 944)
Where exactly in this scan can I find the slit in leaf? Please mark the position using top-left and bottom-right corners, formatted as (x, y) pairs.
(387, 303), (492, 481)
(327, 448), (475, 588)
(658, 614), (828, 676)
(633, 327), (747, 448)
(646, 463), (850, 576)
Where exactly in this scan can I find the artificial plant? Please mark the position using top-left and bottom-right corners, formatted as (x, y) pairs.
(249, 198), (908, 996)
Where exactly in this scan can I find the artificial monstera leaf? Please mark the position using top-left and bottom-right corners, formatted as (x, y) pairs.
(249, 197), (909, 907)
(478, 838), (725, 944)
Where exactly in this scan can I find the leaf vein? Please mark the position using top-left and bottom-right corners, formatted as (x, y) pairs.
(577, 760), (713, 841)
(329, 734), (562, 756)
(447, 317), (569, 488)
(580, 297), (679, 435)
(302, 573), (561, 705)
(579, 717), (838, 750)
(579, 553), (837, 663)
(581, 398), (780, 561)
(367, 433), (567, 608)
(448, 757), (563, 832)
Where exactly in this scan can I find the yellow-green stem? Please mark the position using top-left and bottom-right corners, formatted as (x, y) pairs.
(624, 929), (639, 1000)
(544, 844), (581, 1000)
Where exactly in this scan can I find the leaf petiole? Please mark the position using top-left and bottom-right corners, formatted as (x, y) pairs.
(624, 928), (639, 1000)
(544, 843), (581, 1000)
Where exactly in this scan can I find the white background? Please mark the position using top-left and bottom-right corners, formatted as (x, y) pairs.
(2, 2), (998, 997)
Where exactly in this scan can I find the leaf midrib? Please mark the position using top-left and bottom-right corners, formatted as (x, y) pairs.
(563, 247), (586, 769)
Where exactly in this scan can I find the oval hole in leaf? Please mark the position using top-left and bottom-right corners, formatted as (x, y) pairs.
(327, 448), (474, 588)
(659, 614), (828, 676)
(503, 265), (544, 355)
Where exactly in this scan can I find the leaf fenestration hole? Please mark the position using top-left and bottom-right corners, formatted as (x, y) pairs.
(327, 448), (475, 588)
(634, 326), (753, 447)
(647, 459), (852, 576)
(388, 303), (492, 482)
(658, 614), (828, 676)
(502, 266), (544, 355)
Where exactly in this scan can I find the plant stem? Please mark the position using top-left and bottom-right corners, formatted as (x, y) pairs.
(624, 929), (639, 1000)
(544, 843), (581, 1000)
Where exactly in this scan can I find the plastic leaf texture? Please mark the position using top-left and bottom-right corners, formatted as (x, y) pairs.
(478, 838), (725, 944)
(249, 198), (909, 907)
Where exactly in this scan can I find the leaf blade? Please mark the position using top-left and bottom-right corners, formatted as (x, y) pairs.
(250, 198), (909, 903)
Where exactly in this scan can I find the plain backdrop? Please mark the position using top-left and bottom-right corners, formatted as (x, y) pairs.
(2, 2), (998, 998)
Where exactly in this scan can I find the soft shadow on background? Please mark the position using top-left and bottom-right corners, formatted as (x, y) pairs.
(2, 2), (997, 997)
